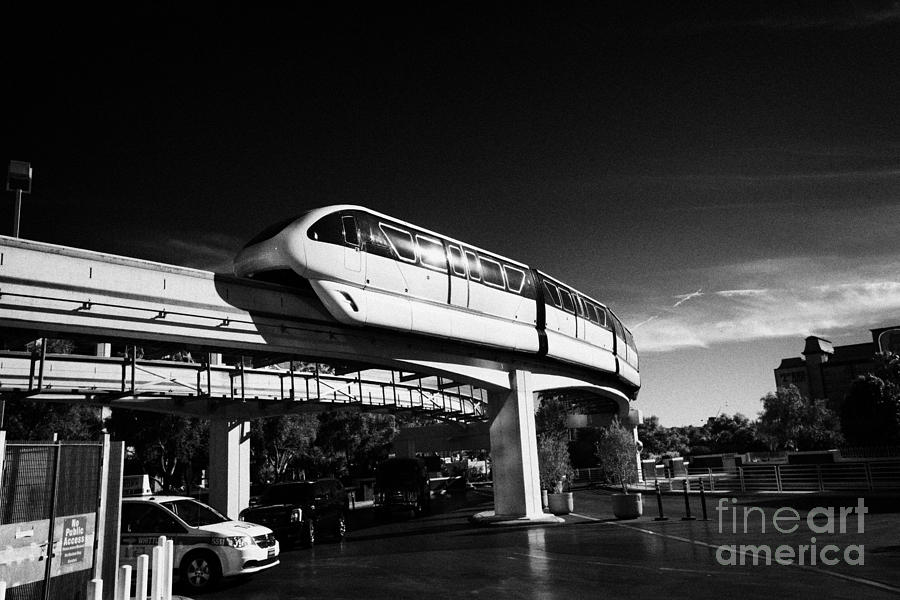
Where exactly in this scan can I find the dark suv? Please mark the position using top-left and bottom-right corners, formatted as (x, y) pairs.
(374, 457), (430, 517)
(239, 479), (348, 547)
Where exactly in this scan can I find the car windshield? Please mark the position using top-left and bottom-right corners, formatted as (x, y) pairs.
(260, 482), (314, 504)
(160, 499), (229, 527)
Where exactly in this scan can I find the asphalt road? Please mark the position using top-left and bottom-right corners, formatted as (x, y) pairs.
(194, 488), (900, 599)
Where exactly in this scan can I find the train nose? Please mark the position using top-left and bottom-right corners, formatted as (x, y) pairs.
(282, 228), (309, 276)
(233, 239), (289, 277)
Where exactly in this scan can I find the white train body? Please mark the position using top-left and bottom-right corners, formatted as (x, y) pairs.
(234, 206), (639, 390)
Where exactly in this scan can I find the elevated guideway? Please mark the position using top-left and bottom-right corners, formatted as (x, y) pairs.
(0, 234), (637, 522)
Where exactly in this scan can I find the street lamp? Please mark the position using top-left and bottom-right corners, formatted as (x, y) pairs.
(7, 160), (32, 238)
(1, 160), (30, 426)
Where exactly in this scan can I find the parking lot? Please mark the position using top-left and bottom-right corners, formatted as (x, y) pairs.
(199, 487), (900, 599)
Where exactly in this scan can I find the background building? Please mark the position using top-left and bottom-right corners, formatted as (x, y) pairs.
(774, 326), (900, 405)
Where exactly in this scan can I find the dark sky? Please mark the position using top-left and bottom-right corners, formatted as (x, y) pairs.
(4, 2), (899, 424)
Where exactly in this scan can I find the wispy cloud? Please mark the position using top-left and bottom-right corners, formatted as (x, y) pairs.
(677, 168), (900, 186)
(633, 288), (703, 329)
(714, 289), (770, 298)
(632, 255), (900, 353)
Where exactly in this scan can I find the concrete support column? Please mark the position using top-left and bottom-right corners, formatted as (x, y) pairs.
(95, 344), (112, 431)
(208, 419), (251, 519)
(488, 370), (542, 519)
(628, 408), (643, 483)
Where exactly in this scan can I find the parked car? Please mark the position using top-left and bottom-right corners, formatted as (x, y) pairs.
(239, 479), (348, 548)
(120, 495), (279, 593)
(374, 457), (430, 517)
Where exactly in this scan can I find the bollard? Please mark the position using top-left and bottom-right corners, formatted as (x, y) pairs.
(699, 479), (709, 521)
(86, 578), (103, 600)
(137, 554), (150, 600)
(681, 478), (695, 521)
(165, 538), (174, 600)
(117, 564), (132, 600)
(151, 545), (163, 600)
(654, 480), (668, 521)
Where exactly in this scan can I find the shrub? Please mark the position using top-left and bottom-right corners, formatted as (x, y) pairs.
(538, 432), (574, 493)
(595, 417), (638, 493)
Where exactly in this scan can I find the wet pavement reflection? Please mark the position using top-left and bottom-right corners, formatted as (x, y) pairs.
(199, 488), (900, 600)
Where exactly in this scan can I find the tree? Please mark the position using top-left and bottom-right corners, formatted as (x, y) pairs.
(841, 373), (900, 446)
(2, 400), (103, 441)
(758, 385), (843, 451)
(250, 414), (319, 483)
(595, 417), (638, 493)
(312, 410), (398, 478)
(534, 395), (576, 491)
(107, 411), (208, 492)
(535, 395), (569, 437)
(637, 415), (690, 458)
(704, 413), (766, 454)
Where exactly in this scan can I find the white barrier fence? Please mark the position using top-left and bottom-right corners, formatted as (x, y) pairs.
(0, 536), (174, 600)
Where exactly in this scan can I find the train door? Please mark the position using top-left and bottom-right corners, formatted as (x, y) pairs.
(575, 295), (587, 340)
(362, 219), (412, 330)
(407, 233), (452, 336)
(556, 286), (577, 338)
(341, 214), (363, 274)
(446, 243), (468, 308)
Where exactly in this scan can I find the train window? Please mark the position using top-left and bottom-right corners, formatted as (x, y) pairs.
(583, 302), (597, 323)
(465, 250), (482, 281)
(447, 245), (466, 277)
(560, 289), (575, 313)
(594, 304), (608, 327)
(416, 235), (447, 272)
(307, 212), (344, 245)
(543, 281), (562, 307)
(361, 218), (393, 259)
(379, 223), (416, 263)
(520, 271), (537, 299)
(480, 256), (505, 289)
(625, 330), (637, 351)
(504, 265), (526, 294)
(342, 216), (359, 247)
(612, 316), (625, 340)
(245, 216), (299, 248)
(575, 296), (586, 318)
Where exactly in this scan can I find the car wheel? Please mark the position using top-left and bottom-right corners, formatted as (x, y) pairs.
(180, 550), (221, 592)
(334, 513), (347, 540)
(302, 519), (316, 547)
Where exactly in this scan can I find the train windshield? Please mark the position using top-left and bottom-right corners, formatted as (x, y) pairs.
(243, 213), (308, 248)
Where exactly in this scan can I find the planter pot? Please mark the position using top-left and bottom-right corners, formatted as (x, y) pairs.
(611, 493), (643, 519)
(541, 489), (549, 509)
(548, 492), (573, 515)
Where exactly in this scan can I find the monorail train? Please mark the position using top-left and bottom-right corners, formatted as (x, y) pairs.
(234, 206), (639, 389)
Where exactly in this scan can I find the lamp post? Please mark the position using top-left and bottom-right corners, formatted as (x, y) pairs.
(7, 160), (32, 238)
(1, 161), (31, 427)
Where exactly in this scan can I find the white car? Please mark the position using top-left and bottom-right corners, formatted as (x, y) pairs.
(120, 495), (280, 592)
